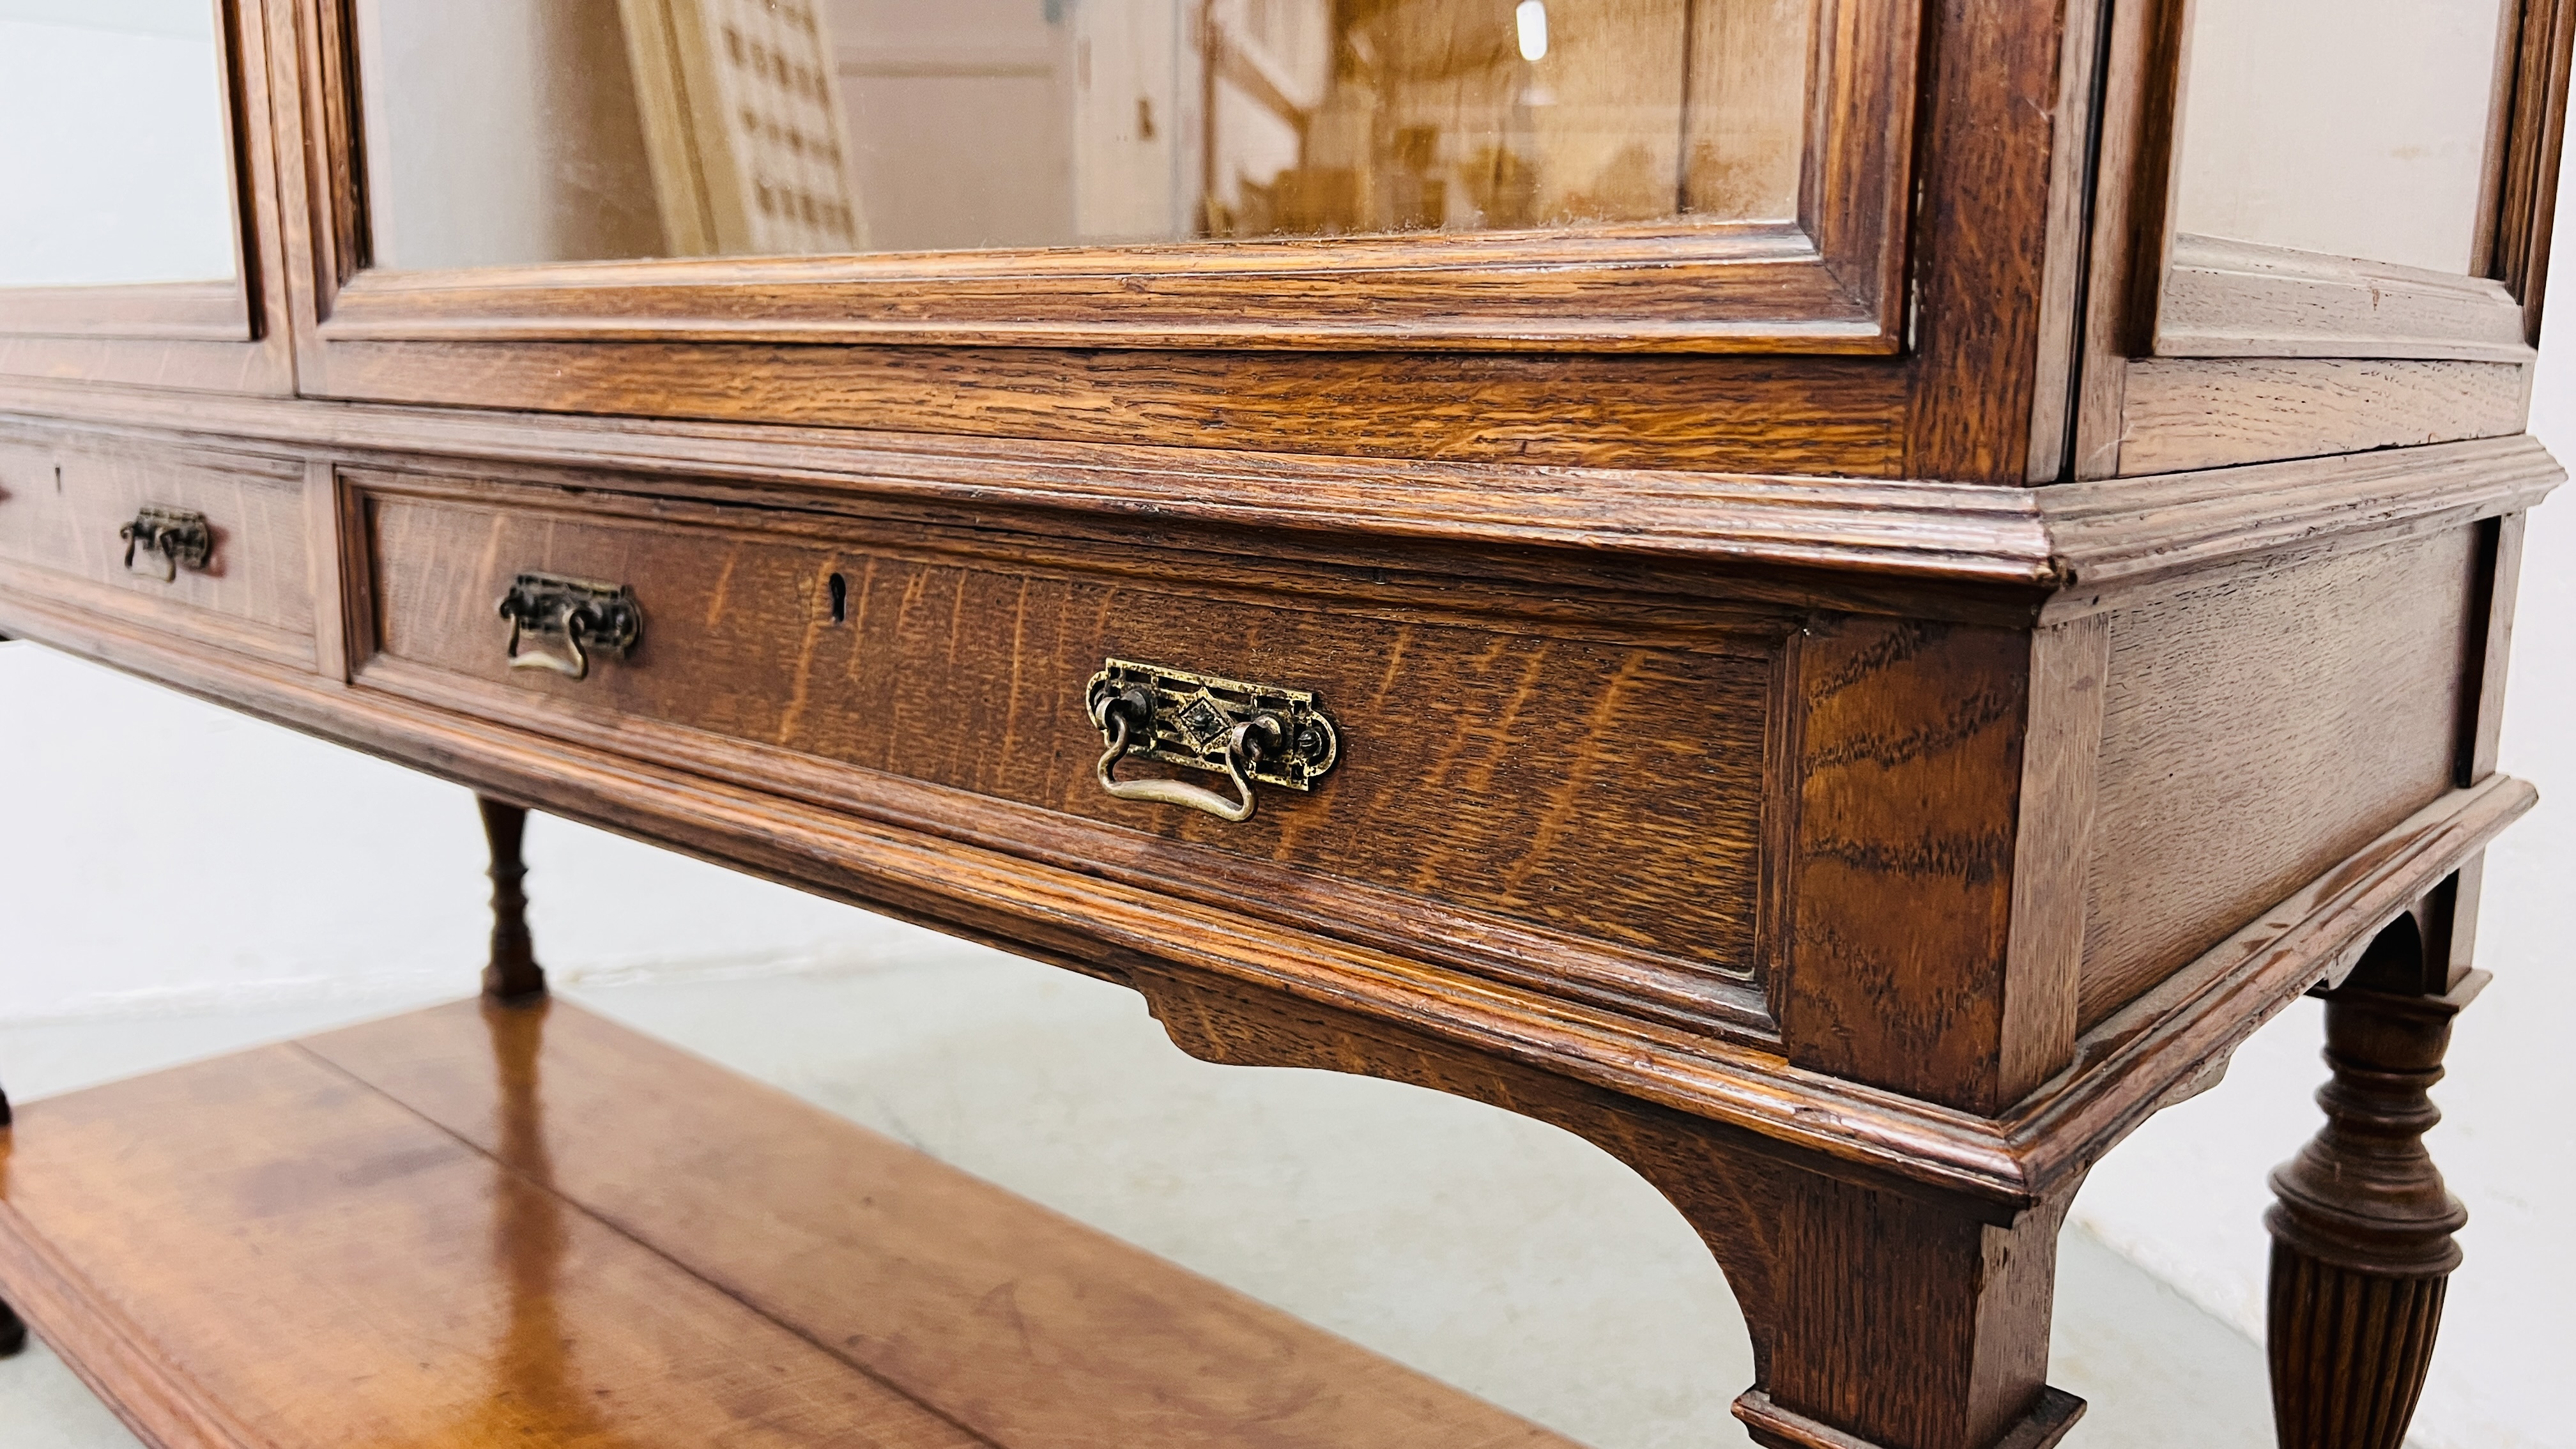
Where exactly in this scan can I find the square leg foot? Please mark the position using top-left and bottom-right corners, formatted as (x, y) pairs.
(1735, 1386), (2087, 1449)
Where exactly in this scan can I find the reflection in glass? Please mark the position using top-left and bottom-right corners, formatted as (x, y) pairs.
(356, 0), (1816, 270)
(2174, 0), (2512, 274)
(0, 0), (238, 287)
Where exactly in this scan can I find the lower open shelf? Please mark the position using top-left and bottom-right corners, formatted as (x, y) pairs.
(0, 997), (1572, 1448)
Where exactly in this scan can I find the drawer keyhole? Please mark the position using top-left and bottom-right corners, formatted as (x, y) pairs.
(827, 572), (848, 624)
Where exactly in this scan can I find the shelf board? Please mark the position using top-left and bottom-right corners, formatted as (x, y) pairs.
(0, 997), (1573, 1449)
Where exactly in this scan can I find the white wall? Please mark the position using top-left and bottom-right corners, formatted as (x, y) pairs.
(0, 652), (930, 1020)
(2076, 125), (2576, 1449)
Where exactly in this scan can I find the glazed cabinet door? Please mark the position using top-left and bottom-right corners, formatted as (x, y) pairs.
(270, 0), (2014, 474)
(2073, 0), (2575, 477)
(0, 0), (297, 392)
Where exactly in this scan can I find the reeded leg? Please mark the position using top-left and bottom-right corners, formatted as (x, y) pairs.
(477, 795), (546, 1000)
(2266, 914), (2476, 1449)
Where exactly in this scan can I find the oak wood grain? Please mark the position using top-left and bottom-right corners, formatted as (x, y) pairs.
(307, 340), (1915, 474)
(2000, 617), (2110, 1101)
(0, 582), (2045, 1204)
(0, 428), (315, 667)
(15, 383), (2034, 608)
(300, 457), (348, 679)
(0, 582), (2536, 1218)
(1774, 605), (2128, 1114)
(360, 482), (1779, 989)
(0, 1201), (268, 1449)
(2037, 435), (2562, 606)
(2113, 359), (2533, 477)
(0, 1039), (987, 1449)
(1129, 964), (2087, 1449)
(303, 997), (1575, 1449)
(2154, 236), (2533, 364)
(2014, 775), (2532, 1190)
(275, 0), (2183, 487)
(1783, 617), (2036, 1110)
(314, 224), (1896, 353)
(2464, 512), (2528, 784)
(10, 392), (2557, 618)
(271, 0), (2137, 478)
(1802, 0), (1923, 348)
(2080, 530), (2479, 1027)
(2067, 0), (2187, 480)
(2490, 0), (2576, 344)
(1901, 0), (2085, 483)
(0, 433), (311, 633)
(2025, 0), (2112, 484)
(1, 4), (2566, 1440)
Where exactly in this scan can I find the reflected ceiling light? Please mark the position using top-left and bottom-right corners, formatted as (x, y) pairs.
(1515, 0), (1549, 62)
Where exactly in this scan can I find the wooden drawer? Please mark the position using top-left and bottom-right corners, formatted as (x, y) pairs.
(352, 470), (1788, 1033)
(0, 429), (317, 668)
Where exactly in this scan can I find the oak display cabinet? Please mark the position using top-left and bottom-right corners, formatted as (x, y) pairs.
(0, 1), (2568, 1446)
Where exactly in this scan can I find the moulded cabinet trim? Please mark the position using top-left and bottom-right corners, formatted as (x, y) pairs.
(292, 0), (1921, 358)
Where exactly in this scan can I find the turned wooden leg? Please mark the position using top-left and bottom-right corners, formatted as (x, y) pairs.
(477, 796), (546, 1001)
(2266, 933), (2477, 1449)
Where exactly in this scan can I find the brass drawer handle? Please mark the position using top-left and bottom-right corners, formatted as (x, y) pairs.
(496, 572), (641, 681)
(1086, 659), (1339, 823)
(119, 506), (212, 583)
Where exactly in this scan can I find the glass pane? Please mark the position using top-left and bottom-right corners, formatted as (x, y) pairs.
(0, 0), (238, 287)
(355, 0), (1815, 270)
(2174, 0), (2511, 274)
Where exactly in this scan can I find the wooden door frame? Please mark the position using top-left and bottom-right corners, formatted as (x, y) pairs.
(264, 0), (2104, 485)
(2070, 0), (2576, 479)
(286, 0), (1923, 358)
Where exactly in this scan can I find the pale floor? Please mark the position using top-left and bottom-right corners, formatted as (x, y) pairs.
(0, 951), (2285, 1449)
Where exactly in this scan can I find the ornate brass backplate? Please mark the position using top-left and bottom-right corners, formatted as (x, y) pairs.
(119, 505), (213, 582)
(495, 571), (641, 680)
(1087, 659), (1340, 795)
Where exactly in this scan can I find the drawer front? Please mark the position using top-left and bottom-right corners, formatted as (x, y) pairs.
(0, 430), (316, 666)
(359, 479), (1781, 1021)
